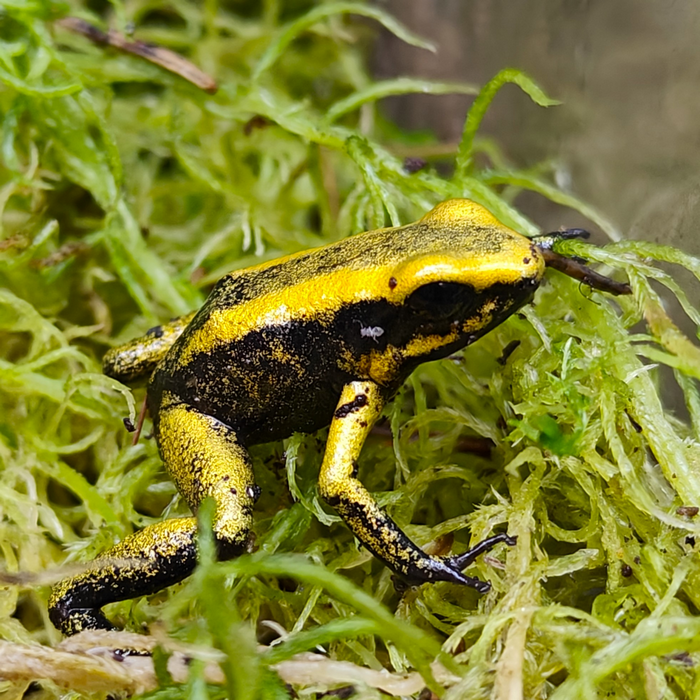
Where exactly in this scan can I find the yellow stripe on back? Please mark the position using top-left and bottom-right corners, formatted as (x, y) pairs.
(177, 199), (544, 365)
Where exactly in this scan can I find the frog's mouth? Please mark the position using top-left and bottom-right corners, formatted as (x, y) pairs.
(533, 229), (631, 296)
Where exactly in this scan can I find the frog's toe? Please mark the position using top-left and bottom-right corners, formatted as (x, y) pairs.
(443, 568), (491, 593)
(111, 647), (152, 661)
(446, 532), (517, 572)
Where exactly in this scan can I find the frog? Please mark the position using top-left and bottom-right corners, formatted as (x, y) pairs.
(48, 199), (629, 636)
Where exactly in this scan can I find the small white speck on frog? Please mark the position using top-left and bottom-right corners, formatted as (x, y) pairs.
(355, 320), (384, 343)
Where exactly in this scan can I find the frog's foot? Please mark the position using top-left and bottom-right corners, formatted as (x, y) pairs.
(49, 603), (115, 637)
(447, 532), (517, 571)
(397, 533), (516, 592)
(397, 556), (492, 592)
(49, 518), (199, 636)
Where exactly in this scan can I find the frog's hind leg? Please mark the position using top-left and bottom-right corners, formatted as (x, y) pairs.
(49, 517), (199, 635)
(49, 401), (258, 636)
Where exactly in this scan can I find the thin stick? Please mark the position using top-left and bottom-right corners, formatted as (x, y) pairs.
(57, 17), (218, 94)
(540, 248), (632, 296)
(132, 395), (148, 446)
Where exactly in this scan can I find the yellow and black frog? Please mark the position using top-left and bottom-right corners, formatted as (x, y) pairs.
(49, 199), (628, 636)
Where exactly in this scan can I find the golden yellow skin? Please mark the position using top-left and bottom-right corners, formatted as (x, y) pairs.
(49, 199), (546, 636)
(103, 312), (196, 384)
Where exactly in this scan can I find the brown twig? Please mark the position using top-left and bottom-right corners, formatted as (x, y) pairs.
(30, 241), (89, 269)
(57, 17), (217, 94)
(0, 563), (90, 587)
(540, 248), (632, 296)
(132, 394), (149, 446)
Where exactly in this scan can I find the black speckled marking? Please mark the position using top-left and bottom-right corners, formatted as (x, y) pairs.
(335, 394), (368, 419)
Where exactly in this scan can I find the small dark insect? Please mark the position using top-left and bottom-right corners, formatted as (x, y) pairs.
(535, 229), (631, 296)
(418, 688), (440, 700)
(403, 156), (428, 174)
(244, 115), (273, 136)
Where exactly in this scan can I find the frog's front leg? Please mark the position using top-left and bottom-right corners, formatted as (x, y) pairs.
(319, 381), (514, 590)
(49, 400), (258, 635)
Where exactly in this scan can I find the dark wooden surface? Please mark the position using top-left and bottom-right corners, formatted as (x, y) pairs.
(374, 1), (700, 251)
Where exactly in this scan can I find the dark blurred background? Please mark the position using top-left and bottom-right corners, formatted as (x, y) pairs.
(374, 1), (700, 251)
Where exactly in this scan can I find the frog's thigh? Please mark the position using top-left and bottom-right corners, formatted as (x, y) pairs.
(156, 400), (257, 555)
(318, 381), (486, 587)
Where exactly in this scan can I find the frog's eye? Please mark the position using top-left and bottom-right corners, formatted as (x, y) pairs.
(407, 281), (469, 317)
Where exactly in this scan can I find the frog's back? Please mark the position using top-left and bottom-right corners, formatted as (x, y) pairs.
(173, 198), (535, 333)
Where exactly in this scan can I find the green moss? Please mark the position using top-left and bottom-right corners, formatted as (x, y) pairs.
(3, 1), (700, 698)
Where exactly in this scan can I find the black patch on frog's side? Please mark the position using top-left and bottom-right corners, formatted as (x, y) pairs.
(153, 314), (353, 444)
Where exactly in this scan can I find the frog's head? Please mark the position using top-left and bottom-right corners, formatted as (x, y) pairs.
(383, 200), (545, 349)
(381, 199), (629, 360)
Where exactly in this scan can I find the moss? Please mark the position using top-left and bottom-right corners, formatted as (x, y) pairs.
(3, 1), (700, 698)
